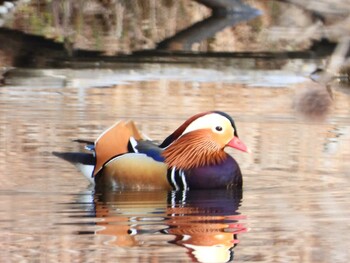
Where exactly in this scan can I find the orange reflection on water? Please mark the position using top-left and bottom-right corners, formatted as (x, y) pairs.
(93, 190), (246, 262)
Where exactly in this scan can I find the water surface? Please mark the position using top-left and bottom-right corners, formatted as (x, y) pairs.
(1, 60), (350, 262)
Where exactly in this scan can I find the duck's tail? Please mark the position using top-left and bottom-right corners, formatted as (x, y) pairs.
(52, 151), (95, 184)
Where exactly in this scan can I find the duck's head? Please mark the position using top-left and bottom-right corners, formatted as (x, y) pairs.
(161, 111), (249, 170)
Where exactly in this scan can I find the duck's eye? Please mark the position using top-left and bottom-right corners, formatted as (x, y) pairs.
(215, 126), (223, 132)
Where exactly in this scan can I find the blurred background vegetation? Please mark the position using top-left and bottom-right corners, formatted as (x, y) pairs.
(0, 0), (349, 77)
(0, 0), (348, 53)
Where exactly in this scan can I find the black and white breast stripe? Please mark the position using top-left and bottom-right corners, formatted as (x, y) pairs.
(167, 167), (189, 190)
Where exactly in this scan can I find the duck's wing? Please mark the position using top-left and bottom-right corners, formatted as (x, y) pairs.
(93, 120), (144, 176)
(95, 138), (168, 190)
(98, 153), (170, 191)
(53, 120), (161, 186)
(129, 139), (165, 162)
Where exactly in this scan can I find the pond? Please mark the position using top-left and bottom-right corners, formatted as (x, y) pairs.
(1, 59), (350, 262)
(1, 0), (350, 262)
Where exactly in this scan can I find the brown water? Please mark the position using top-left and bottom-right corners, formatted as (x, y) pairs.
(1, 60), (350, 262)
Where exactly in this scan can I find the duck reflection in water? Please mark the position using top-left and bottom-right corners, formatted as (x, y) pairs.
(92, 189), (246, 263)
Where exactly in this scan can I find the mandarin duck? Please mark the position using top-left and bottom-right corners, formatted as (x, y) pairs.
(53, 111), (249, 190)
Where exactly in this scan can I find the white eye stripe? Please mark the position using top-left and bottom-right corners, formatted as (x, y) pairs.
(183, 113), (231, 135)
